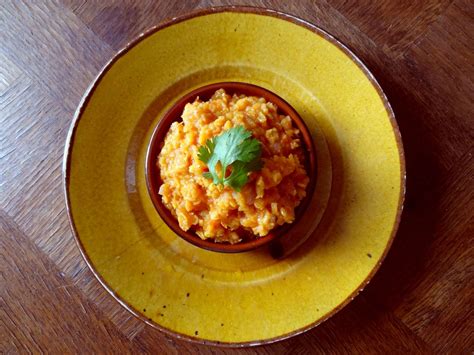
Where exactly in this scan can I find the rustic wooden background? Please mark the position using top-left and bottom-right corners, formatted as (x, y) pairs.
(1, 0), (473, 353)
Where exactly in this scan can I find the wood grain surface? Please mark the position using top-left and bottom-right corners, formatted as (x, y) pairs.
(1, 0), (473, 353)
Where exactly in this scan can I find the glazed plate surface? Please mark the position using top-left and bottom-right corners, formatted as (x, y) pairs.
(64, 8), (405, 346)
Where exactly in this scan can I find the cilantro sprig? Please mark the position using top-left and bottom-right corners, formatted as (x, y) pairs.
(197, 126), (263, 191)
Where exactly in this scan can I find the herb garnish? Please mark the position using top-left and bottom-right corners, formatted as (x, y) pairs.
(197, 126), (263, 191)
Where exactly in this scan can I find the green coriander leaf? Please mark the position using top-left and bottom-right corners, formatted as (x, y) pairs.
(224, 161), (248, 192)
(224, 161), (251, 192)
(244, 156), (264, 172)
(237, 138), (262, 163)
(197, 126), (263, 191)
(197, 137), (216, 163)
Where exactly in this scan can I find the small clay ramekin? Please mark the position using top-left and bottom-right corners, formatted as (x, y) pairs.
(145, 82), (316, 253)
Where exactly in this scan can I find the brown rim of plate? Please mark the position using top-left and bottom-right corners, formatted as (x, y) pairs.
(63, 6), (406, 348)
(145, 82), (317, 253)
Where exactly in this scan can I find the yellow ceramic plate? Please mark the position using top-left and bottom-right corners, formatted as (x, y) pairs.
(64, 7), (405, 346)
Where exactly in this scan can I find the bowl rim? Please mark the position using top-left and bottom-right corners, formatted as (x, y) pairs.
(63, 5), (406, 348)
(145, 81), (317, 253)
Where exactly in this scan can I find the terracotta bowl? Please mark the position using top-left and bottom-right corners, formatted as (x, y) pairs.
(145, 82), (316, 253)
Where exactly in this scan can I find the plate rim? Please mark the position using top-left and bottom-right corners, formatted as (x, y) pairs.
(63, 5), (406, 348)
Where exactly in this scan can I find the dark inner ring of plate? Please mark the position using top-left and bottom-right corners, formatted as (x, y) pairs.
(145, 82), (317, 253)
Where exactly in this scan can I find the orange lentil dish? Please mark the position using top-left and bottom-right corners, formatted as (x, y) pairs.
(158, 89), (309, 243)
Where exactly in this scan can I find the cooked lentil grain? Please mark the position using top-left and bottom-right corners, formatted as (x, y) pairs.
(158, 89), (309, 243)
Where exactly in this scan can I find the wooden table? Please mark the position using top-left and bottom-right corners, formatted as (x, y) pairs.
(1, 1), (473, 353)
